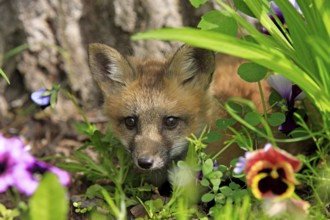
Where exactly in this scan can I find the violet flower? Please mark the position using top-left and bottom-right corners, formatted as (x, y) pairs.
(267, 75), (305, 134)
(31, 89), (52, 108)
(14, 160), (70, 196)
(0, 134), (32, 193)
(0, 133), (70, 195)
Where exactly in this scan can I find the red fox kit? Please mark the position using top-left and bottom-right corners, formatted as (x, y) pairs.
(88, 43), (269, 183)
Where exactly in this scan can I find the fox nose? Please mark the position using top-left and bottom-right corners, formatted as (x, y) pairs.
(137, 157), (154, 169)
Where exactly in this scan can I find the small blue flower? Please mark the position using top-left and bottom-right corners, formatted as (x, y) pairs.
(31, 89), (52, 108)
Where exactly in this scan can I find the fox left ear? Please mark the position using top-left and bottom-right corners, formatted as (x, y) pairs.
(168, 45), (215, 90)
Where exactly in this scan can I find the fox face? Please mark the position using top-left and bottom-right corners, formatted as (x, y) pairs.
(88, 44), (215, 171)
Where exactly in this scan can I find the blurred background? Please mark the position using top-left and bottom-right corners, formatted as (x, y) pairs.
(0, 0), (220, 118)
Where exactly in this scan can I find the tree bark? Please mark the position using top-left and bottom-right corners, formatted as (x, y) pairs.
(0, 0), (214, 121)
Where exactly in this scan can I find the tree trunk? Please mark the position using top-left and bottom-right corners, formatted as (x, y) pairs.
(0, 0), (214, 122)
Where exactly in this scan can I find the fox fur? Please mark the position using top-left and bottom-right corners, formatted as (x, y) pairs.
(88, 43), (270, 185)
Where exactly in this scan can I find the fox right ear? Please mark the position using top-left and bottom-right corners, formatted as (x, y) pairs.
(168, 45), (215, 90)
(88, 43), (135, 94)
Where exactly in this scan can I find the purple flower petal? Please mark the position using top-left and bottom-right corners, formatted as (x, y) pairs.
(14, 160), (70, 195)
(289, 0), (302, 13)
(31, 89), (51, 107)
(0, 133), (70, 195)
(264, 143), (272, 151)
(13, 162), (39, 195)
(49, 166), (70, 186)
(278, 110), (299, 134)
(0, 134), (32, 193)
(270, 2), (285, 22)
(233, 156), (247, 174)
(291, 85), (304, 101)
(266, 75), (293, 102)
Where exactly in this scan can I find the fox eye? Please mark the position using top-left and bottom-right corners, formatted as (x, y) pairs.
(163, 116), (179, 130)
(124, 116), (137, 130)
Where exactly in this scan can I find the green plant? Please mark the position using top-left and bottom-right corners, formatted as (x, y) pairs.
(132, 0), (330, 218)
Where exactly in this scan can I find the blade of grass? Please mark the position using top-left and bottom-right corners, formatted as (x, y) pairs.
(218, 0), (292, 54)
(133, 27), (330, 113)
(0, 68), (10, 84)
(274, 0), (317, 76)
(1, 43), (29, 62)
(243, 0), (293, 52)
(314, 0), (330, 37)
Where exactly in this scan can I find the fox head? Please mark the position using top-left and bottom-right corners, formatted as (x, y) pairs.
(88, 43), (215, 171)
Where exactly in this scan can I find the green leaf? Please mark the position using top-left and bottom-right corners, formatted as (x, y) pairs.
(2, 43), (29, 62)
(144, 198), (163, 212)
(0, 68), (10, 84)
(198, 10), (237, 36)
(202, 159), (214, 176)
(29, 173), (68, 220)
(274, 0), (317, 75)
(237, 62), (267, 82)
(201, 193), (215, 203)
(214, 193), (226, 204)
(233, 0), (254, 17)
(226, 102), (243, 115)
(289, 127), (309, 138)
(200, 178), (210, 187)
(216, 118), (237, 130)
(205, 131), (223, 143)
(219, 186), (233, 197)
(208, 171), (223, 180)
(132, 27), (329, 112)
(56, 162), (91, 173)
(0, 203), (20, 219)
(268, 90), (283, 109)
(229, 182), (240, 190)
(243, 0), (293, 52)
(73, 122), (91, 135)
(189, 0), (208, 8)
(217, 165), (228, 173)
(267, 112), (286, 126)
(50, 91), (58, 108)
(86, 184), (103, 198)
(244, 112), (261, 126)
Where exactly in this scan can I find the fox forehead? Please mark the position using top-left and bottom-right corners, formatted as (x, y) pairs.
(107, 58), (201, 117)
(132, 58), (169, 88)
(110, 58), (176, 115)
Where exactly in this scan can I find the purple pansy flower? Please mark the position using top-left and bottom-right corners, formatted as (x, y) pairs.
(14, 160), (70, 195)
(0, 134), (32, 193)
(267, 75), (305, 134)
(31, 89), (52, 108)
(0, 133), (70, 195)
